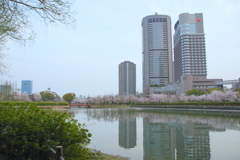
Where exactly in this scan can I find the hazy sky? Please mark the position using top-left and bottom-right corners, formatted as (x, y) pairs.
(2, 0), (240, 97)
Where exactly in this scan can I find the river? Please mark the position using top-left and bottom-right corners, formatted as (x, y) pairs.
(60, 107), (240, 160)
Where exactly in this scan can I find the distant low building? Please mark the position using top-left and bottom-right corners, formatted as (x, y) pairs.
(149, 75), (223, 95)
(232, 78), (240, 90)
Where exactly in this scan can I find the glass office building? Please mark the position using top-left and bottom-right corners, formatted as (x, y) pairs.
(142, 13), (173, 95)
(21, 80), (33, 95)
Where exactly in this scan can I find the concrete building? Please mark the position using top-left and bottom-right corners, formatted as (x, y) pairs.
(119, 61), (136, 95)
(21, 80), (33, 95)
(175, 75), (222, 94)
(232, 78), (240, 90)
(142, 13), (173, 96)
(174, 13), (207, 82)
(172, 13), (222, 94)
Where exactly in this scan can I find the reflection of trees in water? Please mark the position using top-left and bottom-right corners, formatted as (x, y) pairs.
(56, 109), (78, 118)
(84, 108), (240, 130)
(84, 108), (139, 122)
(140, 112), (240, 130)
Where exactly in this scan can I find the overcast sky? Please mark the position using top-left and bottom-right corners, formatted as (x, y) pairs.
(2, 0), (240, 97)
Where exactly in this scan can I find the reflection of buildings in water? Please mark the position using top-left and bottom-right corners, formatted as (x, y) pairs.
(83, 108), (240, 131)
(143, 118), (175, 160)
(176, 121), (211, 160)
(119, 118), (137, 149)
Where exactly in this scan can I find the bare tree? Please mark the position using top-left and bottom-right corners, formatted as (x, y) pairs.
(0, 0), (76, 75)
(1, 0), (75, 42)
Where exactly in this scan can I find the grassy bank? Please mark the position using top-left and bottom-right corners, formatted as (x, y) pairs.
(90, 149), (130, 160)
(100, 153), (130, 160)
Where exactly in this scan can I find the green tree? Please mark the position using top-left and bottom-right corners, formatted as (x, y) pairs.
(206, 88), (222, 94)
(39, 90), (60, 101)
(186, 89), (205, 96)
(0, 103), (92, 159)
(63, 93), (76, 103)
(234, 88), (240, 92)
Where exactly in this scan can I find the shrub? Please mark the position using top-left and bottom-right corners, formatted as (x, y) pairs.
(0, 102), (92, 160)
(0, 101), (68, 106)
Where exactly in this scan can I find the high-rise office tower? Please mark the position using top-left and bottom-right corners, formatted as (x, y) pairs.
(119, 61), (136, 95)
(21, 80), (33, 95)
(173, 13), (207, 82)
(142, 13), (173, 95)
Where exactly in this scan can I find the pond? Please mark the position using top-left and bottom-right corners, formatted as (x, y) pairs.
(61, 108), (240, 160)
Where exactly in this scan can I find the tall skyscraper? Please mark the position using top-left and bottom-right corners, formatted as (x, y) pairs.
(142, 13), (173, 96)
(118, 61), (136, 95)
(173, 13), (207, 82)
(21, 80), (33, 95)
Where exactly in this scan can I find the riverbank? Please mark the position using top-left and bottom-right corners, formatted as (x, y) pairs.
(100, 152), (130, 160)
(91, 105), (131, 108)
(90, 149), (130, 160)
(131, 105), (240, 111)
(38, 105), (131, 109)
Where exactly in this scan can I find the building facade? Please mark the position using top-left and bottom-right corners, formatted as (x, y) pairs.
(119, 61), (136, 95)
(142, 13), (173, 96)
(172, 13), (222, 94)
(21, 80), (33, 95)
(173, 13), (207, 82)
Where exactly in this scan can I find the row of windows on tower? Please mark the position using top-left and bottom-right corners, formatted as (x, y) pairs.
(182, 38), (204, 41)
(181, 35), (204, 39)
(148, 18), (167, 23)
(183, 72), (206, 75)
(182, 41), (204, 44)
(183, 45), (205, 49)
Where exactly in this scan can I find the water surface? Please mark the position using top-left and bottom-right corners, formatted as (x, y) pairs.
(62, 108), (240, 160)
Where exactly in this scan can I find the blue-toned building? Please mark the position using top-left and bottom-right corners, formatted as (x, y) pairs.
(21, 80), (33, 95)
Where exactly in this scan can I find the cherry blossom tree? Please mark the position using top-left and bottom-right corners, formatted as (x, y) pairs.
(20, 92), (31, 101)
(115, 95), (125, 105)
(31, 93), (42, 102)
(168, 95), (178, 103)
(73, 98), (87, 103)
(195, 94), (207, 102)
(223, 90), (238, 102)
(149, 94), (168, 103)
(206, 91), (224, 102)
(179, 93), (188, 102)
(137, 97), (148, 103)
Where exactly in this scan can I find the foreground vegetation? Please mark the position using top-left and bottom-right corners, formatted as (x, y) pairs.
(0, 101), (68, 106)
(0, 102), (93, 160)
